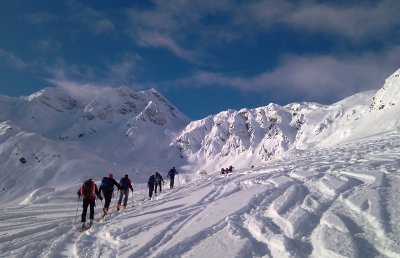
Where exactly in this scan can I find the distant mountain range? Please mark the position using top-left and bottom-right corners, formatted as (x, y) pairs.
(175, 68), (400, 171)
(0, 68), (399, 203)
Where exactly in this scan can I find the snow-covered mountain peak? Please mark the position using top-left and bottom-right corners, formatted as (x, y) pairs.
(137, 100), (168, 126)
(80, 86), (189, 127)
(144, 88), (189, 122)
(174, 102), (309, 169)
(23, 88), (46, 101)
(21, 87), (82, 113)
(370, 68), (400, 112)
(82, 86), (140, 121)
(0, 87), (83, 138)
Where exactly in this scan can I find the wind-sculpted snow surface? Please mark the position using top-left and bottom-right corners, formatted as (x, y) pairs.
(1, 131), (400, 257)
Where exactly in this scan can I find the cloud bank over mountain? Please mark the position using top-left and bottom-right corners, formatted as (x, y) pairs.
(1, 1), (399, 119)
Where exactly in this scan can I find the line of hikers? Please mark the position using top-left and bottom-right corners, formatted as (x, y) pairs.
(220, 165), (234, 174)
(76, 167), (178, 229)
(147, 167), (178, 199)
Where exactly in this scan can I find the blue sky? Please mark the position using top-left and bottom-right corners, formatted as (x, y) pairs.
(0, 0), (399, 119)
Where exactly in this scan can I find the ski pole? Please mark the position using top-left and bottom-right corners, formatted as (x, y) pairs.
(114, 189), (117, 208)
(74, 196), (81, 224)
(131, 189), (134, 207)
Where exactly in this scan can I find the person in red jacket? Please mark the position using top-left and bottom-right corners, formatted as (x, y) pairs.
(77, 178), (103, 228)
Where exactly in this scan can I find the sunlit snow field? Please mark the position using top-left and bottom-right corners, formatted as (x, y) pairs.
(1, 131), (399, 258)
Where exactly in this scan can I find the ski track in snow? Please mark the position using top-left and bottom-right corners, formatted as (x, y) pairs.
(1, 132), (400, 257)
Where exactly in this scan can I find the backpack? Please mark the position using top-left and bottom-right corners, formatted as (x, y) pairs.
(100, 177), (111, 189)
(82, 180), (93, 198)
(148, 175), (155, 185)
(120, 178), (130, 189)
(168, 168), (176, 177)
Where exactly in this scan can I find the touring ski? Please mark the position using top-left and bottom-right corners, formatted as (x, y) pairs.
(79, 226), (91, 232)
(97, 213), (106, 222)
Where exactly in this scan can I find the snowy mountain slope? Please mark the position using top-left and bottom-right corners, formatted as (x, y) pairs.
(0, 87), (190, 203)
(57, 87), (190, 166)
(295, 90), (376, 147)
(0, 88), (83, 138)
(173, 91), (375, 172)
(0, 86), (189, 144)
(319, 68), (400, 146)
(0, 120), (116, 205)
(1, 130), (399, 257)
(370, 68), (400, 112)
(174, 69), (400, 172)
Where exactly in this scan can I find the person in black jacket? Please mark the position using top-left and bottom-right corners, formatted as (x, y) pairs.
(154, 172), (164, 195)
(99, 173), (120, 216)
(148, 174), (156, 199)
(167, 167), (178, 189)
(117, 174), (134, 211)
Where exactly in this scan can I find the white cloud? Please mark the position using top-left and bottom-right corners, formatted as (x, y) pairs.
(189, 46), (400, 101)
(123, 0), (400, 63)
(91, 18), (115, 35)
(137, 32), (196, 62)
(108, 60), (135, 81)
(245, 0), (400, 41)
(124, 0), (232, 62)
(105, 53), (143, 85)
(45, 63), (110, 104)
(30, 39), (62, 54)
(67, 0), (115, 35)
(45, 54), (144, 93)
(25, 12), (58, 25)
(45, 60), (96, 85)
(0, 49), (29, 70)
